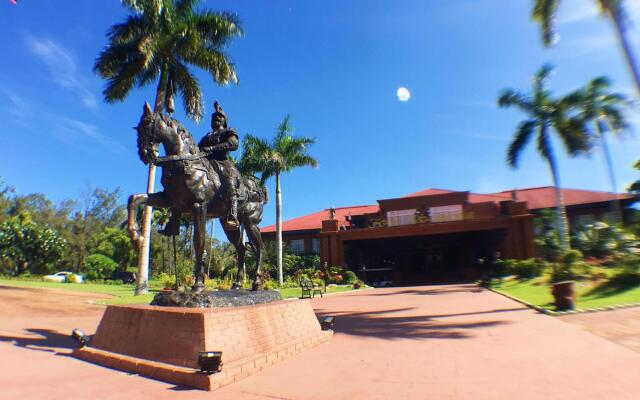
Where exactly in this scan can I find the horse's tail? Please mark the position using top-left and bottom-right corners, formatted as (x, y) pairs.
(244, 175), (269, 204)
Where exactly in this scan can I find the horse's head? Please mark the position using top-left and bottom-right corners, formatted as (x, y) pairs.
(135, 102), (186, 165)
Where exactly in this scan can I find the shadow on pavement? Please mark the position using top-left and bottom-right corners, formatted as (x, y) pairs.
(0, 328), (88, 353)
(315, 307), (511, 340)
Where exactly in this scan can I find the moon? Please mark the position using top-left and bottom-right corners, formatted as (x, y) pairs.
(397, 87), (411, 102)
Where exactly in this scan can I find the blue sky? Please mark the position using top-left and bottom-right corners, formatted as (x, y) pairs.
(1, 0), (640, 228)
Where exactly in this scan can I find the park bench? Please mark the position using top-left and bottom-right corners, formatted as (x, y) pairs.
(299, 277), (323, 299)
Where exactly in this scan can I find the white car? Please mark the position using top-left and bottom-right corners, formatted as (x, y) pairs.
(44, 271), (84, 283)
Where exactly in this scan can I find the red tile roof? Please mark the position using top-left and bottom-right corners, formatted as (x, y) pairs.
(489, 186), (633, 210)
(261, 205), (380, 233)
(261, 186), (634, 233)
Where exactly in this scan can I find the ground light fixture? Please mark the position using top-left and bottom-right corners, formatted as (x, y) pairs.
(71, 328), (90, 347)
(321, 316), (335, 331)
(198, 351), (223, 374)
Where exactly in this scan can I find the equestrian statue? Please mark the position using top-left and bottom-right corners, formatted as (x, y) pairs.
(127, 101), (268, 291)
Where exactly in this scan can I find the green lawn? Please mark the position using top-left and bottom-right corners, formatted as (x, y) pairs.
(492, 277), (640, 310)
(0, 278), (357, 306)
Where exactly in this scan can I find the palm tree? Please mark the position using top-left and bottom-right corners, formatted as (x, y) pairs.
(571, 77), (630, 222)
(94, 0), (242, 294)
(239, 116), (318, 285)
(498, 64), (590, 249)
(532, 0), (640, 99)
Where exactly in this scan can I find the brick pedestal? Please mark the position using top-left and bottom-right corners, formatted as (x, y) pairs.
(74, 299), (332, 390)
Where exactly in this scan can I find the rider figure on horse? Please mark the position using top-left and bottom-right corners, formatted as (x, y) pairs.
(198, 101), (241, 228)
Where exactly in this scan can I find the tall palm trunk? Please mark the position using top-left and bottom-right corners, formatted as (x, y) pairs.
(276, 172), (283, 286)
(597, 119), (623, 223)
(135, 64), (168, 295)
(547, 155), (570, 250)
(607, 7), (640, 99)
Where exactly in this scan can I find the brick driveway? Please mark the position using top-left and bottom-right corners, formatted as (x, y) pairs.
(1, 284), (640, 399)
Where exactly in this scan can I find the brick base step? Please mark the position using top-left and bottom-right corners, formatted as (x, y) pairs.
(72, 299), (332, 390)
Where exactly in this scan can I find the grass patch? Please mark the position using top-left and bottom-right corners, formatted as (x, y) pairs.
(0, 278), (358, 306)
(278, 285), (354, 299)
(493, 276), (640, 310)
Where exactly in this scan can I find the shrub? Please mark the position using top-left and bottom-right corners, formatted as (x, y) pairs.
(509, 258), (544, 280)
(491, 259), (514, 279)
(83, 254), (118, 281)
(65, 273), (81, 283)
(353, 280), (363, 289)
(343, 270), (358, 284)
(551, 250), (583, 283)
(572, 222), (639, 258)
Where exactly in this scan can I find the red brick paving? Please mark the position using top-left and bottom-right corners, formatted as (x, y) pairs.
(2, 284), (640, 399)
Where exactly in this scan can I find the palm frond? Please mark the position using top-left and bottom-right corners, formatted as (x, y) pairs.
(506, 119), (537, 168)
(532, 0), (560, 46)
(497, 89), (533, 112)
(170, 61), (203, 121)
(556, 117), (591, 156)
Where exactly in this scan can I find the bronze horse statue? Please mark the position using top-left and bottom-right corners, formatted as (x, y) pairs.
(127, 102), (268, 291)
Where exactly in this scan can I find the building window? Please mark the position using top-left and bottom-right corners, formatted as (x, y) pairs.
(290, 239), (305, 255)
(312, 238), (321, 255)
(387, 209), (416, 227)
(429, 205), (463, 223)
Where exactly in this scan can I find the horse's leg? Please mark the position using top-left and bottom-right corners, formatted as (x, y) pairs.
(127, 192), (171, 248)
(127, 194), (147, 248)
(244, 221), (264, 291)
(222, 222), (245, 290)
(191, 201), (207, 292)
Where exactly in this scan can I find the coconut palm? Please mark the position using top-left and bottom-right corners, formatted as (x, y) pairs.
(498, 64), (590, 249)
(571, 77), (630, 222)
(532, 0), (640, 99)
(239, 116), (318, 285)
(94, 0), (242, 294)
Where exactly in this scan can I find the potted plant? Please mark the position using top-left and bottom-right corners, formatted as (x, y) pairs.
(550, 250), (582, 311)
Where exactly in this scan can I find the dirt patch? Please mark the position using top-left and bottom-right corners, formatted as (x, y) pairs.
(0, 285), (109, 318)
(559, 307), (640, 354)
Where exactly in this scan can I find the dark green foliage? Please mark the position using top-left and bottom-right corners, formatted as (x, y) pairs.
(511, 258), (544, 280)
(344, 270), (358, 284)
(0, 213), (66, 276)
(551, 250), (584, 283)
(83, 254), (118, 281)
(490, 259), (512, 279)
(534, 209), (563, 261)
(94, 227), (136, 271)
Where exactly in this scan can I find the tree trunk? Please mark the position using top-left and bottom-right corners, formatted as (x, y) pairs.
(135, 64), (168, 295)
(597, 119), (623, 223)
(276, 172), (283, 286)
(547, 156), (570, 250)
(608, 7), (640, 100)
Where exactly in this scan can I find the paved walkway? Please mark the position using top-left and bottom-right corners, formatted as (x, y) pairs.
(2, 284), (640, 399)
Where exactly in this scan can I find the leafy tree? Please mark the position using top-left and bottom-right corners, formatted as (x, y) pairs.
(94, 0), (243, 294)
(570, 77), (630, 221)
(0, 213), (66, 275)
(240, 116), (319, 285)
(94, 227), (136, 272)
(0, 178), (14, 223)
(83, 253), (118, 281)
(532, 0), (640, 98)
(498, 64), (590, 248)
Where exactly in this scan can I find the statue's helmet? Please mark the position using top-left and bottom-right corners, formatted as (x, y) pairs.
(212, 101), (228, 130)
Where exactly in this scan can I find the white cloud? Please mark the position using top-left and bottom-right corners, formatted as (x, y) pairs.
(2, 92), (125, 155)
(25, 36), (97, 110)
